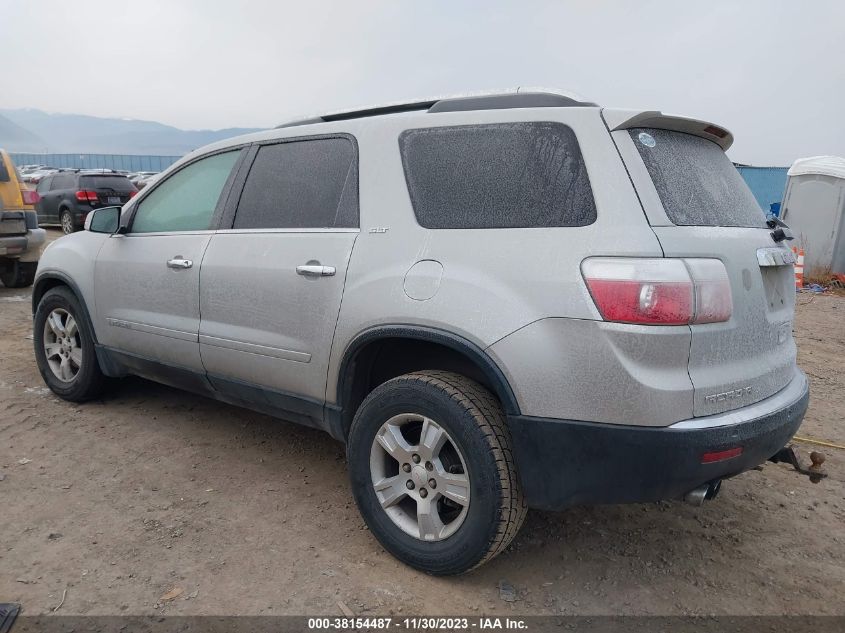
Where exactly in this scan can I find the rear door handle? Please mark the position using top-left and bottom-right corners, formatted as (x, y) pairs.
(296, 264), (336, 277)
(167, 257), (193, 269)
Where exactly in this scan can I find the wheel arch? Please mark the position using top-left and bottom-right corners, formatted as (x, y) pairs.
(330, 325), (520, 441)
(32, 272), (98, 344)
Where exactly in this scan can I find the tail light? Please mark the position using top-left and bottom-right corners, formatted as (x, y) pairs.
(21, 189), (40, 205)
(129, 190), (138, 198)
(581, 257), (732, 326)
(75, 190), (99, 203)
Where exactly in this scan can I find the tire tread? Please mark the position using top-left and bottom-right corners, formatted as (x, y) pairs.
(392, 370), (528, 570)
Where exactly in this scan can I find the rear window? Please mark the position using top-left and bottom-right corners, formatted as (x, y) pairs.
(399, 122), (596, 229)
(80, 175), (136, 192)
(630, 128), (766, 227)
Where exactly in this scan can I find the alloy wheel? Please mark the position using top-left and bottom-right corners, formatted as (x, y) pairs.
(369, 414), (470, 541)
(42, 308), (82, 382)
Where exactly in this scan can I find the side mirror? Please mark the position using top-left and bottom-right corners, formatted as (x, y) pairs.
(85, 206), (122, 234)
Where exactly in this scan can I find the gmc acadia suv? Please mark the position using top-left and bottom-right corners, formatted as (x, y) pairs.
(32, 90), (808, 574)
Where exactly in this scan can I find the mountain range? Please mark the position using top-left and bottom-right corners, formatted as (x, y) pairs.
(0, 108), (263, 155)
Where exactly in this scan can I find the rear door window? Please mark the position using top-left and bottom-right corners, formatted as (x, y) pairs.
(233, 137), (358, 229)
(399, 122), (596, 229)
(629, 128), (766, 227)
(131, 150), (241, 233)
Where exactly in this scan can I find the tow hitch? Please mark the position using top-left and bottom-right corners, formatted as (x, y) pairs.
(768, 445), (827, 483)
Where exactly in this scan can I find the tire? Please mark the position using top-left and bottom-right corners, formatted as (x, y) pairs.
(60, 208), (76, 234)
(347, 370), (527, 575)
(0, 260), (37, 288)
(33, 286), (105, 401)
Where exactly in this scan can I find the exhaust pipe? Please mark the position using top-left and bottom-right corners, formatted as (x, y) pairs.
(684, 485), (708, 506)
(683, 480), (722, 506)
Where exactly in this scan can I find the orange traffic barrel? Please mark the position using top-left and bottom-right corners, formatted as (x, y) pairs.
(792, 246), (805, 289)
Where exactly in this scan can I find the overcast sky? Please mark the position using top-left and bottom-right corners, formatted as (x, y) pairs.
(2, 0), (844, 164)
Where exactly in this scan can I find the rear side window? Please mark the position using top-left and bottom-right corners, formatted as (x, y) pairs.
(36, 176), (52, 193)
(630, 128), (766, 227)
(80, 175), (136, 192)
(399, 122), (596, 229)
(51, 173), (75, 190)
(132, 149), (241, 233)
(234, 137), (357, 229)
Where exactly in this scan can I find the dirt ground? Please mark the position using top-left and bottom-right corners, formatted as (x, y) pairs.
(1, 229), (843, 617)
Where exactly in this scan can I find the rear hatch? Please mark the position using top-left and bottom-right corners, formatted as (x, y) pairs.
(606, 111), (797, 417)
(79, 174), (137, 206)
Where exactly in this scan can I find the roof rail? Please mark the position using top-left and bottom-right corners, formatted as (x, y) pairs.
(275, 89), (596, 129)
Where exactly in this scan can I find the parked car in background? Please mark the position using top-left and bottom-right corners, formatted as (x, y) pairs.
(0, 149), (45, 287)
(19, 164), (49, 174)
(21, 167), (58, 185)
(31, 91), (808, 574)
(129, 171), (159, 189)
(34, 170), (137, 233)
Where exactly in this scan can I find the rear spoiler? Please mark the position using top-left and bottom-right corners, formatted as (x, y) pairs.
(601, 109), (734, 151)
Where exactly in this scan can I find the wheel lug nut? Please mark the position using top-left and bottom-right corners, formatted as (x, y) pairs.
(405, 480), (415, 490)
(419, 488), (428, 498)
(425, 461), (433, 471)
(402, 463), (411, 473)
(429, 479), (437, 489)
(412, 454), (420, 464)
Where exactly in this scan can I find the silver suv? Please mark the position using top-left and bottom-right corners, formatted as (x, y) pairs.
(32, 90), (808, 574)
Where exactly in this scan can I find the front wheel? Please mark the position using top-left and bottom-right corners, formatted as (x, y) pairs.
(347, 370), (527, 575)
(33, 286), (105, 401)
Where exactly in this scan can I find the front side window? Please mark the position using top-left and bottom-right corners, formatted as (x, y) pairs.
(132, 150), (241, 233)
(399, 122), (597, 229)
(233, 137), (357, 229)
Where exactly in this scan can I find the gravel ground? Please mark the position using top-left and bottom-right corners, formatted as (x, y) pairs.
(1, 229), (843, 616)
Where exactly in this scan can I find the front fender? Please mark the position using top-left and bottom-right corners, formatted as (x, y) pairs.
(33, 231), (110, 340)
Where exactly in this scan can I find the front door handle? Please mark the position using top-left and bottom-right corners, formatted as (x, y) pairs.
(167, 257), (193, 269)
(296, 264), (336, 277)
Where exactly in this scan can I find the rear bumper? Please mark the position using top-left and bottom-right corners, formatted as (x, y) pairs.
(508, 368), (809, 510)
(0, 228), (45, 259)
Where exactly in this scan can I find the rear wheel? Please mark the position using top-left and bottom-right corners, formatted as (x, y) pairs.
(347, 370), (527, 575)
(0, 260), (37, 288)
(60, 208), (76, 234)
(34, 286), (105, 401)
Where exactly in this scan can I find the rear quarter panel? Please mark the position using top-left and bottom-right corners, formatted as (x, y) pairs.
(325, 108), (664, 404)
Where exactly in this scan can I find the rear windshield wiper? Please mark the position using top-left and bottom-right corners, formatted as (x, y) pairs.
(767, 216), (793, 243)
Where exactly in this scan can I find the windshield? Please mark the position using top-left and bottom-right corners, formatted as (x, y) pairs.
(630, 128), (766, 228)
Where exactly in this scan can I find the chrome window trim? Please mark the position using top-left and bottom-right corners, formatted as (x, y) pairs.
(214, 228), (360, 235)
(123, 230), (217, 237)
